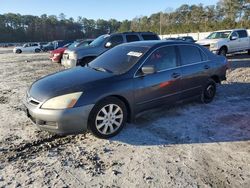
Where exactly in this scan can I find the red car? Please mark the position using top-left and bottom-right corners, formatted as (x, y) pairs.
(50, 39), (93, 63)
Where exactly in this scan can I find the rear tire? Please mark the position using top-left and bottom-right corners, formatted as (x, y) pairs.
(218, 47), (227, 56)
(16, 49), (22, 54)
(248, 50), (250, 55)
(200, 79), (216, 104)
(35, 48), (41, 53)
(88, 97), (127, 139)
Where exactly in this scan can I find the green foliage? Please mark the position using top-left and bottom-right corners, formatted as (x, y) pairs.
(0, 0), (249, 42)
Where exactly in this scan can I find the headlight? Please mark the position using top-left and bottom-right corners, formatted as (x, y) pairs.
(210, 43), (217, 49)
(69, 52), (78, 60)
(54, 53), (61, 57)
(41, 92), (82, 110)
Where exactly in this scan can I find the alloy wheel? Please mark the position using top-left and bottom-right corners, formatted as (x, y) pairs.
(95, 104), (123, 135)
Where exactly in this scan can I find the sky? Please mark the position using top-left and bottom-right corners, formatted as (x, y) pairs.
(0, 0), (219, 21)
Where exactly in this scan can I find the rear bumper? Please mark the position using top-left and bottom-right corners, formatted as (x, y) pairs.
(24, 100), (94, 135)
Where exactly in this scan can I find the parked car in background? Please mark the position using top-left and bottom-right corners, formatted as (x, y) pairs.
(62, 32), (160, 68)
(24, 41), (227, 138)
(42, 40), (74, 52)
(13, 43), (41, 54)
(41, 42), (54, 52)
(164, 37), (178, 40)
(177, 36), (196, 43)
(49, 43), (72, 63)
(165, 36), (196, 43)
(50, 40), (93, 63)
(196, 29), (250, 56)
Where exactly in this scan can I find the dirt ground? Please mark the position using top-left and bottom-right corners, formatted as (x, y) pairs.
(0, 48), (249, 188)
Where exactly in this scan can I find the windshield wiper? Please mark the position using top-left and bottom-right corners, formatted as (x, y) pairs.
(89, 66), (113, 73)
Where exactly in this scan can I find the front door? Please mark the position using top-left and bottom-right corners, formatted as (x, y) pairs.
(134, 45), (181, 113)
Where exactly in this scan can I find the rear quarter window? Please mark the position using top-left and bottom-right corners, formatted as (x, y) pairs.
(178, 45), (203, 65)
(237, 30), (248, 38)
(126, 35), (140, 42)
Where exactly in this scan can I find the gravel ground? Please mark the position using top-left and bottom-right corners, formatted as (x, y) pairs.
(0, 48), (249, 188)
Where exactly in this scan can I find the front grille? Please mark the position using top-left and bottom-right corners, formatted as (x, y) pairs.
(26, 92), (41, 106)
(63, 53), (69, 59)
(29, 100), (40, 106)
(203, 44), (210, 50)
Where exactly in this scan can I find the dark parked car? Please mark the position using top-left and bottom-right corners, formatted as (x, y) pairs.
(61, 32), (160, 68)
(24, 41), (228, 138)
(177, 36), (196, 43)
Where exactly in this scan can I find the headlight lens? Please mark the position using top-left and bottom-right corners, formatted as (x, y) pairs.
(69, 52), (77, 60)
(41, 92), (82, 110)
(210, 43), (217, 48)
(54, 53), (61, 56)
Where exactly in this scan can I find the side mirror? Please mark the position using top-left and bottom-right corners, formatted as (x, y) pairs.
(230, 36), (238, 40)
(105, 42), (112, 48)
(141, 65), (156, 75)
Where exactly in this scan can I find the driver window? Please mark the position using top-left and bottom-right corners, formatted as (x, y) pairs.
(231, 32), (238, 38)
(144, 46), (177, 71)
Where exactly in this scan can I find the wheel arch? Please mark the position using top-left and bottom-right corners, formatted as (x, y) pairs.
(210, 75), (221, 84)
(91, 95), (132, 123)
(220, 45), (228, 52)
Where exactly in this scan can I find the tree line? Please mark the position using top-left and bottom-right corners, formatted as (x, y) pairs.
(0, 0), (249, 43)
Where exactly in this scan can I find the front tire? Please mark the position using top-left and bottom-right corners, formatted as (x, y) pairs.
(201, 79), (216, 104)
(16, 49), (22, 54)
(218, 47), (227, 56)
(88, 97), (127, 139)
(35, 48), (41, 53)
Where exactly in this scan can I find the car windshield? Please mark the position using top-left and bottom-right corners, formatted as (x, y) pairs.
(89, 45), (149, 74)
(89, 35), (109, 47)
(77, 41), (91, 48)
(206, 31), (231, 39)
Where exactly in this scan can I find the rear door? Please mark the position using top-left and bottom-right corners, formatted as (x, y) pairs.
(178, 45), (210, 100)
(236, 30), (249, 51)
(228, 31), (240, 53)
(134, 45), (181, 112)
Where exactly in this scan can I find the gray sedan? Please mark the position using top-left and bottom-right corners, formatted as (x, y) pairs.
(24, 41), (228, 138)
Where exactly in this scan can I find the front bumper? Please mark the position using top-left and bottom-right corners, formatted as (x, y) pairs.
(61, 58), (77, 68)
(24, 100), (94, 135)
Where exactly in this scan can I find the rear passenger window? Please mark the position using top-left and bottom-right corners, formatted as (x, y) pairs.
(126, 35), (140, 42)
(142, 34), (159, 40)
(108, 35), (124, 47)
(179, 45), (202, 65)
(144, 46), (177, 71)
(237, 30), (248, 38)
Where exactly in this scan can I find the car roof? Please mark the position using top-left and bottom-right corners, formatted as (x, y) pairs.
(120, 40), (197, 48)
(214, 29), (246, 32)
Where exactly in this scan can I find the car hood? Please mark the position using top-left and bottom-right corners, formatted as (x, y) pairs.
(72, 45), (101, 55)
(51, 47), (66, 54)
(29, 67), (112, 102)
(196, 38), (224, 45)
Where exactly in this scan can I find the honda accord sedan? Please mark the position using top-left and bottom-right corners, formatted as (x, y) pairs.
(24, 41), (228, 138)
